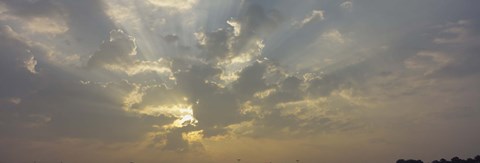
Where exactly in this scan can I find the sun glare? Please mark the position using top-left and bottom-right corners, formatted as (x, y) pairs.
(174, 114), (198, 127)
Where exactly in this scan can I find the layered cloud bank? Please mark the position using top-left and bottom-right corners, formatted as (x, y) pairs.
(1, 0), (480, 163)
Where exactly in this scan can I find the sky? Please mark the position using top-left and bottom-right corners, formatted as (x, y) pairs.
(1, 0), (480, 163)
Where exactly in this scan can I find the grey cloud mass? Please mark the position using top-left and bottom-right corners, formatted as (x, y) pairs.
(1, 0), (480, 163)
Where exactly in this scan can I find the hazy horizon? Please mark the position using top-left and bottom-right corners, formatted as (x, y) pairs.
(1, 0), (480, 163)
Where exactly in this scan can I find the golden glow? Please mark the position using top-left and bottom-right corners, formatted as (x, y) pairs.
(123, 87), (198, 129)
(183, 130), (204, 142)
(2, 0), (477, 162)
(147, 0), (198, 11)
(253, 88), (277, 99)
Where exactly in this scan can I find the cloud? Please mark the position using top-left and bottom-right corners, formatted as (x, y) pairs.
(321, 29), (347, 44)
(0, 3), (6, 13)
(194, 4), (281, 65)
(233, 62), (269, 98)
(87, 29), (172, 76)
(432, 52), (480, 78)
(0, 97), (22, 107)
(295, 10), (325, 28)
(171, 63), (242, 137)
(433, 20), (472, 44)
(5, 80), (176, 142)
(23, 55), (38, 74)
(405, 20), (480, 78)
(163, 34), (179, 43)
(195, 29), (231, 61)
(340, 1), (353, 10)
(433, 27), (469, 44)
(87, 29), (137, 69)
(0, 25), (50, 99)
(24, 17), (68, 34)
(227, 19), (242, 37)
(0, 0), (65, 18)
(9, 97), (21, 105)
(0, 0), (69, 35)
(404, 51), (451, 75)
(307, 75), (344, 97)
(161, 126), (195, 151)
(147, 0), (198, 11)
(2, 1), (480, 162)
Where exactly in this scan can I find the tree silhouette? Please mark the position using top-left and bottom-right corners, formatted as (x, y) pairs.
(396, 159), (423, 163)
(400, 155), (480, 163)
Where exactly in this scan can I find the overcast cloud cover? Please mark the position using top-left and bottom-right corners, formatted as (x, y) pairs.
(1, 0), (480, 162)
